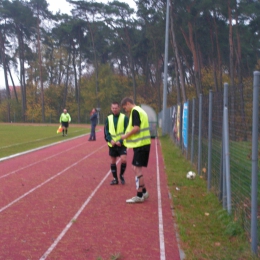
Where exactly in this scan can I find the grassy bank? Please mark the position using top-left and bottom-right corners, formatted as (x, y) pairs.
(159, 134), (258, 260)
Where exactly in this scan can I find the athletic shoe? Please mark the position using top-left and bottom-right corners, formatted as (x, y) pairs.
(110, 179), (118, 185)
(120, 175), (125, 185)
(126, 196), (144, 203)
(143, 192), (149, 200)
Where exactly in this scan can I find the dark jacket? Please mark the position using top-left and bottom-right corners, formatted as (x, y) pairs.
(90, 112), (98, 126)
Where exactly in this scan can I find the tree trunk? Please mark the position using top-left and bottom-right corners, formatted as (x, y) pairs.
(129, 53), (137, 104)
(63, 50), (71, 110)
(213, 10), (222, 90)
(173, 57), (181, 104)
(72, 42), (80, 123)
(17, 30), (27, 122)
(188, 21), (201, 97)
(36, 7), (45, 123)
(228, 0), (234, 88)
(124, 28), (137, 103)
(0, 31), (11, 121)
(78, 34), (82, 123)
(170, 4), (186, 102)
(7, 65), (19, 103)
(58, 48), (63, 86)
(234, 2), (242, 84)
(207, 13), (218, 92)
(180, 19), (200, 97)
(234, 3), (247, 140)
(87, 21), (100, 109)
(228, 0), (235, 140)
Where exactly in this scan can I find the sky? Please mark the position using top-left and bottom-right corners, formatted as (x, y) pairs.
(47, 0), (136, 14)
(47, 0), (72, 14)
(0, 0), (136, 89)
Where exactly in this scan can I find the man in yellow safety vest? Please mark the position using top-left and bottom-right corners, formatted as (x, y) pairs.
(120, 97), (151, 203)
(105, 102), (129, 185)
(59, 109), (71, 137)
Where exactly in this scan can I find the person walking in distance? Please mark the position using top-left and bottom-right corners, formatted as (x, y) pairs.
(105, 102), (129, 185)
(89, 108), (98, 141)
(120, 97), (151, 203)
(59, 109), (71, 137)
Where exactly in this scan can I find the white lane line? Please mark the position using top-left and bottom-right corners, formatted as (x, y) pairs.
(0, 141), (88, 180)
(0, 144), (107, 214)
(0, 134), (87, 162)
(39, 159), (120, 260)
(156, 138), (166, 260)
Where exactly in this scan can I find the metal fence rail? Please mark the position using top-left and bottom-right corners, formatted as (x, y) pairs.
(158, 71), (260, 255)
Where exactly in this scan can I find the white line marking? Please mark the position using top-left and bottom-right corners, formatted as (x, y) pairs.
(39, 159), (120, 260)
(156, 138), (166, 260)
(0, 144), (106, 214)
(0, 141), (87, 180)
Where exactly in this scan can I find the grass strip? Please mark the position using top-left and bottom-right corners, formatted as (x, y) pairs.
(0, 123), (89, 158)
(159, 134), (257, 260)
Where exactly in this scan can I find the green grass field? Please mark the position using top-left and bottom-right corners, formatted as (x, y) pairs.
(0, 123), (89, 159)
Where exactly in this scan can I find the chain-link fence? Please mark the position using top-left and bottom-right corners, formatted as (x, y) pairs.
(158, 71), (260, 255)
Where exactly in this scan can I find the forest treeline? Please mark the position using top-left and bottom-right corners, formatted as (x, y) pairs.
(0, 0), (259, 123)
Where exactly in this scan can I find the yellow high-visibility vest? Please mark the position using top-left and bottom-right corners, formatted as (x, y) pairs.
(59, 113), (71, 122)
(108, 113), (126, 147)
(123, 106), (151, 148)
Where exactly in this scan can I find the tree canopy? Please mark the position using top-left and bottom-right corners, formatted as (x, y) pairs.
(0, 0), (259, 123)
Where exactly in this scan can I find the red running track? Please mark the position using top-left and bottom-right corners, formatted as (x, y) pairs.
(0, 130), (181, 260)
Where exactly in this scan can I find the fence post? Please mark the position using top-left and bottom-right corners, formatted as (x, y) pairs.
(198, 94), (202, 175)
(191, 98), (195, 164)
(223, 105), (231, 214)
(251, 71), (260, 255)
(221, 83), (229, 208)
(207, 90), (213, 191)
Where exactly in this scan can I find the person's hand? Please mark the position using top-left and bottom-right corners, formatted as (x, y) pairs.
(110, 140), (116, 146)
(121, 134), (126, 140)
(115, 141), (121, 147)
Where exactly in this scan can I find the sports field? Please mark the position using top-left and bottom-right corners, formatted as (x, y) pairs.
(0, 126), (181, 259)
(0, 123), (87, 158)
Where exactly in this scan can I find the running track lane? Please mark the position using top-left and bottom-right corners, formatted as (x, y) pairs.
(0, 132), (181, 260)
